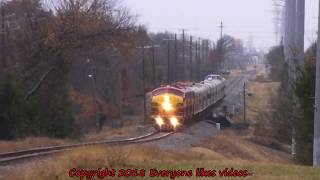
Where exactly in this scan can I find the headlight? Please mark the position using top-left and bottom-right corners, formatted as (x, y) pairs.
(170, 116), (179, 128)
(155, 116), (164, 126)
(162, 94), (172, 112)
(162, 102), (172, 112)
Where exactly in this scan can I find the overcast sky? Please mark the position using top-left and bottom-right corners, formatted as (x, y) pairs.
(123, 0), (318, 51)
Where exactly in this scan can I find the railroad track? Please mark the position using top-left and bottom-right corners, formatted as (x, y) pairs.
(0, 71), (255, 166)
(226, 75), (245, 94)
(225, 69), (257, 94)
(0, 131), (173, 165)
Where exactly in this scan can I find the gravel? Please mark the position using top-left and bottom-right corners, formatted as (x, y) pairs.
(145, 121), (219, 150)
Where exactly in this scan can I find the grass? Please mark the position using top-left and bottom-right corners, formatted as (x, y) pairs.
(0, 137), (74, 153)
(4, 145), (320, 180)
(246, 82), (280, 124)
(4, 66), (318, 179)
(192, 130), (291, 164)
(0, 122), (146, 154)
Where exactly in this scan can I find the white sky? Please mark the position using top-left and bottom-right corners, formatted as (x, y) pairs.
(123, 0), (319, 51)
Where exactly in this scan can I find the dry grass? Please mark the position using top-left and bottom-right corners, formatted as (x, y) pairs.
(82, 124), (144, 142)
(4, 145), (319, 180)
(232, 71), (291, 151)
(246, 82), (280, 124)
(0, 116), (146, 154)
(4, 145), (201, 180)
(192, 130), (291, 164)
(81, 114), (147, 142)
(0, 137), (74, 153)
(231, 81), (280, 124)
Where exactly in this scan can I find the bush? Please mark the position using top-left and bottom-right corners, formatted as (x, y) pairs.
(0, 72), (75, 139)
(293, 43), (316, 164)
(0, 73), (33, 139)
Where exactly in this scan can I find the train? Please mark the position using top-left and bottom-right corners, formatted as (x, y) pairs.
(150, 74), (226, 130)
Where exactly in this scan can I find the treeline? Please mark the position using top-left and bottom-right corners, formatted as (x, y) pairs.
(264, 43), (317, 165)
(0, 0), (253, 140)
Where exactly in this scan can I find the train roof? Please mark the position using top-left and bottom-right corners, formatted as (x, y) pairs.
(205, 74), (225, 81)
(152, 85), (185, 97)
(152, 74), (225, 97)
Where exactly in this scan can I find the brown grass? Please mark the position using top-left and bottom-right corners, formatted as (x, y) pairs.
(0, 118), (147, 154)
(4, 145), (319, 180)
(0, 137), (73, 153)
(246, 82), (280, 124)
(192, 130), (291, 164)
(4, 145), (203, 180)
(82, 123), (145, 142)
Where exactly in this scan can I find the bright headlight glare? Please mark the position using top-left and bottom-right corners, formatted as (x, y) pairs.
(170, 117), (179, 128)
(162, 94), (172, 111)
(155, 116), (164, 126)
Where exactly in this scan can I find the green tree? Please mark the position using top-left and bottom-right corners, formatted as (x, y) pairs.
(294, 43), (316, 164)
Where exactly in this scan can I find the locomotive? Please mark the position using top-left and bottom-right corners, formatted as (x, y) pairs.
(150, 74), (226, 130)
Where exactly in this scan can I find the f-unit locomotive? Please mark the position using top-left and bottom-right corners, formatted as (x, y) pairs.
(150, 74), (226, 130)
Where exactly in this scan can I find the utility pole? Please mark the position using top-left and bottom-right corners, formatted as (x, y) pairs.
(174, 33), (177, 83)
(0, 3), (16, 71)
(219, 21), (224, 71)
(313, 0), (320, 167)
(1, 2), (5, 69)
(182, 29), (185, 81)
(195, 40), (198, 81)
(137, 45), (159, 123)
(243, 82), (246, 124)
(295, 0), (305, 67)
(87, 59), (99, 132)
(152, 45), (156, 88)
(203, 40), (206, 62)
(197, 38), (200, 80)
(150, 45), (160, 88)
(167, 40), (170, 84)
(199, 38), (202, 61)
(136, 46), (147, 124)
(205, 40), (209, 63)
(142, 47), (146, 124)
(288, 0), (296, 83)
(190, 36), (193, 81)
(163, 38), (175, 84)
(219, 21), (224, 41)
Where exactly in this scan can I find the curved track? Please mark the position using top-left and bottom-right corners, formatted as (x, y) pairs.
(0, 71), (255, 166)
(0, 131), (173, 165)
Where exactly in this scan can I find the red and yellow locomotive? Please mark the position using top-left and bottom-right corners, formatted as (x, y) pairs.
(150, 75), (226, 130)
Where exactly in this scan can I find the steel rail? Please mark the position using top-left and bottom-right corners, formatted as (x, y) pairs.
(0, 131), (174, 165)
